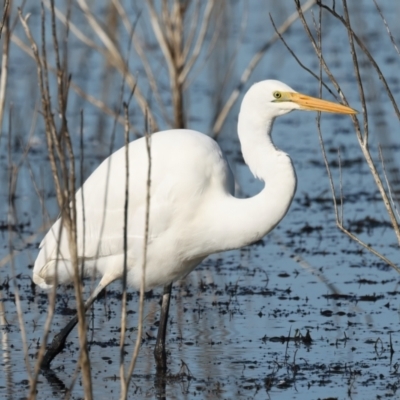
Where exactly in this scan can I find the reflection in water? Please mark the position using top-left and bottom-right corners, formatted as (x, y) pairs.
(41, 368), (69, 397)
(0, 0), (400, 399)
(0, 293), (13, 400)
(154, 369), (167, 400)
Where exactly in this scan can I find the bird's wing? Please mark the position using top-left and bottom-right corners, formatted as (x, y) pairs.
(37, 129), (234, 264)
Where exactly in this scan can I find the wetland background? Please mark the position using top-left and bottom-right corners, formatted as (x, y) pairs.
(1, 0), (400, 399)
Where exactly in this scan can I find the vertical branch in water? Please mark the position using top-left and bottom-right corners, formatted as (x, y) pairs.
(122, 111), (152, 397)
(212, 0), (316, 137)
(0, 0), (10, 38)
(75, 0), (158, 130)
(146, 0), (216, 129)
(18, 13), (58, 400)
(313, 5), (341, 226)
(7, 107), (32, 385)
(290, 0), (400, 272)
(19, 3), (93, 398)
(49, 0), (93, 392)
(119, 101), (130, 392)
(146, 0), (187, 128)
(79, 108), (86, 300)
(372, 0), (400, 56)
(0, 0), (10, 143)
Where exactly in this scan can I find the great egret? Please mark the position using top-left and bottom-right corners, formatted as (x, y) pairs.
(33, 80), (356, 369)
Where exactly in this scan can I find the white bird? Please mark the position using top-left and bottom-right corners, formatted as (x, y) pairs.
(33, 80), (356, 369)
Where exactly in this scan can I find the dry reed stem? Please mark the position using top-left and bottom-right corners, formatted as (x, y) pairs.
(290, 0), (400, 272)
(47, 2), (92, 393)
(179, 0), (214, 85)
(123, 113), (152, 396)
(75, 0), (158, 131)
(2, 106), (53, 399)
(181, 4), (222, 91)
(10, 33), (139, 136)
(378, 146), (400, 222)
(335, 0), (400, 244)
(146, 0), (183, 127)
(0, 0), (10, 38)
(0, 0), (10, 142)
(112, 0), (173, 125)
(119, 101), (131, 393)
(6, 121), (33, 388)
(111, 0), (172, 126)
(317, 1), (400, 120)
(372, 0), (400, 56)
(40, 0), (158, 131)
(212, 0), (316, 137)
(269, 15), (336, 100)
(146, 0), (218, 128)
(19, 5), (93, 398)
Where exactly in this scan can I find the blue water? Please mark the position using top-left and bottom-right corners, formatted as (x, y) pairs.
(1, 1), (400, 399)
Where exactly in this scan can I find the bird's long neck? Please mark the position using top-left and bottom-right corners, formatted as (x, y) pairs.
(205, 109), (297, 254)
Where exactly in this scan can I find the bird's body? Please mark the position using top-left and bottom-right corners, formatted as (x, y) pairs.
(34, 130), (235, 290)
(33, 80), (356, 368)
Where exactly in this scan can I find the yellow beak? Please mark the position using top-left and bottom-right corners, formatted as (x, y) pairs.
(283, 92), (357, 114)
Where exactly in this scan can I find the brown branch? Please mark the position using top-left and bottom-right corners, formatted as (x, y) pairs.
(373, 0), (400, 57)
(0, 0), (10, 39)
(291, 0), (400, 270)
(269, 13), (337, 100)
(0, 0), (10, 142)
(317, 1), (400, 121)
(212, 0), (316, 137)
(122, 111), (152, 397)
(19, 5), (93, 397)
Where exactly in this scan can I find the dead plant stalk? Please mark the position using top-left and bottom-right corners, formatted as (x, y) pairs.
(19, 4), (93, 398)
(291, 0), (400, 271)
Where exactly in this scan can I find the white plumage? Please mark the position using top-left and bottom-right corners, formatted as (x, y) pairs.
(34, 129), (235, 290)
(33, 80), (356, 367)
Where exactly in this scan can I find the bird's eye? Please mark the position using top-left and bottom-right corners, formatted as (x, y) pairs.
(273, 91), (282, 99)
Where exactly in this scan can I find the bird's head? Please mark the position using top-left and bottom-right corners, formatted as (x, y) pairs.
(242, 79), (357, 119)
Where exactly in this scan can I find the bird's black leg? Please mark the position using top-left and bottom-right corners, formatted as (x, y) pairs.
(154, 282), (172, 372)
(41, 313), (80, 369)
(40, 280), (109, 370)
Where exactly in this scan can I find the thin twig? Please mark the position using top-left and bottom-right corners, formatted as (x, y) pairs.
(124, 111), (152, 393)
(61, 0), (159, 130)
(20, 4), (94, 397)
(212, 0), (316, 136)
(379, 146), (400, 222)
(111, 0), (172, 125)
(0, 0), (10, 39)
(317, 1), (400, 120)
(119, 101), (130, 393)
(7, 106), (32, 386)
(372, 0), (400, 56)
(270, 14), (337, 100)
(0, 0), (10, 144)
(291, 0), (400, 271)
(179, 0), (214, 84)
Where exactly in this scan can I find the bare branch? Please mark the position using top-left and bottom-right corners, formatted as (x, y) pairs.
(379, 146), (400, 222)
(0, 0), (10, 143)
(179, 0), (214, 84)
(124, 112), (152, 395)
(291, 0), (400, 270)
(270, 14), (337, 100)
(74, 0), (159, 130)
(119, 101), (130, 393)
(146, 0), (175, 80)
(372, 0), (400, 57)
(317, 1), (400, 121)
(111, 0), (172, 126)
(0, 0), (10, 39)
(212, 0), (316, 137)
